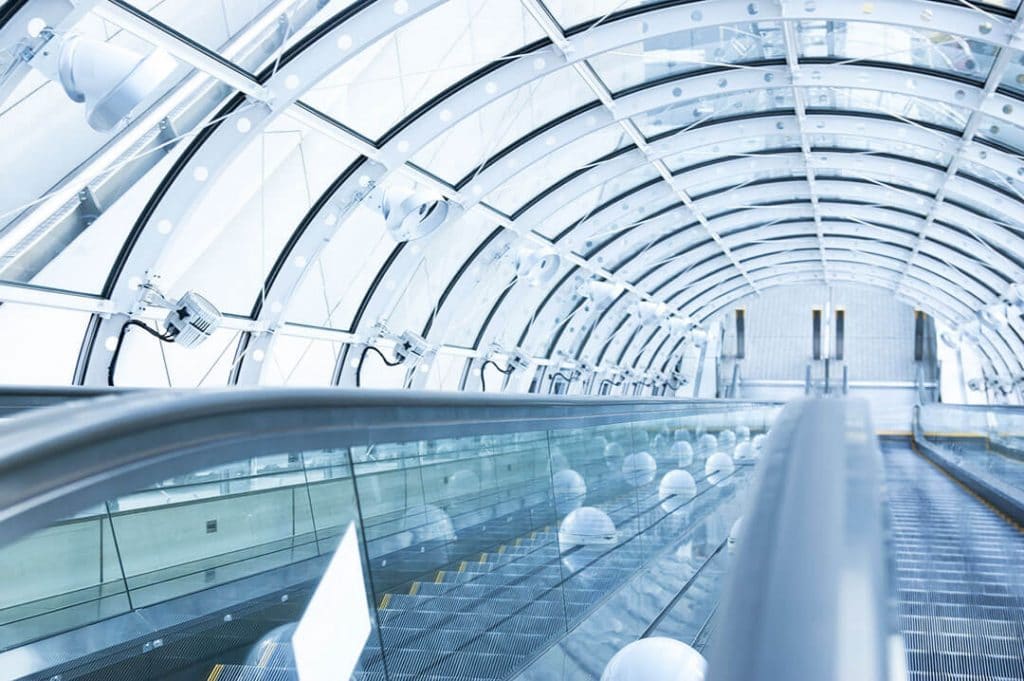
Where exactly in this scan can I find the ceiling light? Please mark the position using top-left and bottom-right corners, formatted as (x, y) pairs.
(376, 185), (455, 242)
(514, 245), (561, 287)
(30, 32), (176, 132)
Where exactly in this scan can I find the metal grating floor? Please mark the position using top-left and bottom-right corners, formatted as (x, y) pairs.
(883, 441), (1024, 680)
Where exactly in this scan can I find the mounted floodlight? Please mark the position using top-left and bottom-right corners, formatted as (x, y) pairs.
(980, 302), (1013, 330)
(29, 32), (176, 132)
(162, 291), (222, 348)
(939, 330), (961, 350)
(507, 347), (532, 372)
(967, 377), (984, 392)
(375, 185), (454, 242)
(514, 245), (562, 286)
(667, 316), (693, 334)
(631, 300), (669, 325)
(960, 320), (982, 344)
(393, 330), (431, 364)
(577, 279), (623, 307)
(690, 327), (708, 347)
(1006, 282), (1024, 310)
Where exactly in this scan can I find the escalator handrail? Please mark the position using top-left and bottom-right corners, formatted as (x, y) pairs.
(707, 398), (891, 681)
(0, 388), (778, 550)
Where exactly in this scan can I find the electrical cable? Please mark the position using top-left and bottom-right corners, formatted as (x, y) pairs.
(356, 344), (403, 388)
(479, 358), (514, 392)
(108, 319), (175, 386)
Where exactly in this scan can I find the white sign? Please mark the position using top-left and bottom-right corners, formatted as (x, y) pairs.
(292, 522), (372, 681)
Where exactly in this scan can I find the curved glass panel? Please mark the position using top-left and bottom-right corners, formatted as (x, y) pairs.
(632, 86), (795, 138)
(301, 0), (545, 140)
(158, 109), (359, 316)
(796, 20), (996, 81)
(411, 66), (598, 184)
(484, 125), (632, 214)
(588, 22), (785, 93)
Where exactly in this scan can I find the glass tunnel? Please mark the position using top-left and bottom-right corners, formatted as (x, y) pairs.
(2, 0), (1024, 680)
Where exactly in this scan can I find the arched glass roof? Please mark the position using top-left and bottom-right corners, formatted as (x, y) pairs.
(1, 0), (1023, 389)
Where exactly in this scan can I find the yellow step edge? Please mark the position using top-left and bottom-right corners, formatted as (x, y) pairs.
(498, 545), (506, 554)
(515, 538), (522, 546)
(409, 581), (420, 596)
(479, 552), (488, 564)
(458, 561), (467, 573)
(207, 664), (224, 681)
(379, 593), (392, 609)
(435, 570), (445, 584)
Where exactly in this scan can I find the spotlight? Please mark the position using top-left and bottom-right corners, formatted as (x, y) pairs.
(577, 279), (623, 307)
(514, 245), (561, 286)
(667, 316), (693, 334)
(631, 300), (669, 325)
(939, 330), (960, 349)
(393, 330), (431, 364)
(690, 327), (708, 347)
(30, 32), (176, 132)
(375, 185), (455, 242)
(164, 291), (222, 348)
(980, 302), (1012, 330)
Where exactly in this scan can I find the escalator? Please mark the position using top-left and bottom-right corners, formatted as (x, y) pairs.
(0, 390), (771, 681)
(883, 439), (1024, 679)
(4, 392), (1024, 681)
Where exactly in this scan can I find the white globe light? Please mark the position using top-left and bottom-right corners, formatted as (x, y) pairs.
(601, 637), (707, 681)
(659, 470), (697, 512)
(705, 452), (735, 484)
(718, 429), (736, 451)
(604, 441), (626, 469)
(559, 507), (617, 547)
(736, 425), (750, 442)
(696, 434), (718, 459)
(674, 428), (692, 443)
(553, 469), (587, 514)
(734, 441), (753, 461)
(622, 451), (657, 487)
(752, 433), (767, 457)
(671, 441), (694, 467)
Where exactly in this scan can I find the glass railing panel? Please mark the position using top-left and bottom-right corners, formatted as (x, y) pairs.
(917, 404), (1024, 496)
(0, 506), (130, 652)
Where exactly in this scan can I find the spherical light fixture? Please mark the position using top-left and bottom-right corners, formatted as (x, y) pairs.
(622, 451), (657, 487)
(671, 441), (694, 467)
(553, 469), (587, 514)
(600, 637), (707, 681)
(705, 451), (735, 484)
(658, 470), (697, 512)
(559, 507), (617, 547)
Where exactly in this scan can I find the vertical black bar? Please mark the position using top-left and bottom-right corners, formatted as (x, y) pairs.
(812, 309), (822, 360)
(834, 309), (845, 361)
(735, 309), (746, 359)
(914, 310), (924, 361)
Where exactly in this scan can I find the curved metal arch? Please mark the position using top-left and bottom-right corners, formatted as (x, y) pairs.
(613, 213), (1016, 294)
(637, 227), (1006, 305)
(603, 251), (993, 377)
(83, 0), (1024, 382)
(674, 250), (980, 319)
(234, 6), (1024, 376)
(558, 176), (1024, 276)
